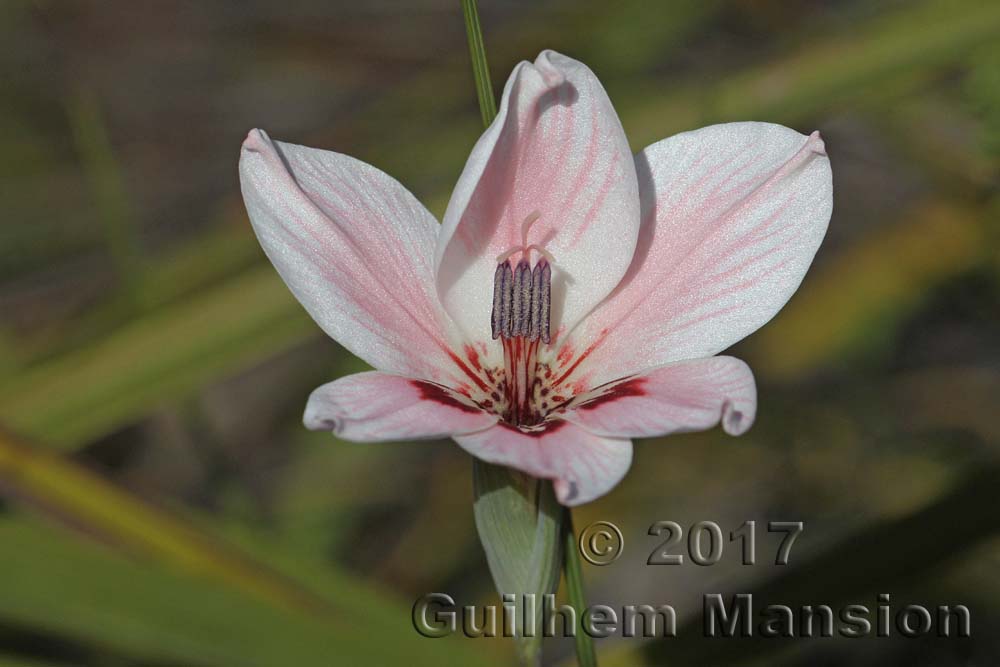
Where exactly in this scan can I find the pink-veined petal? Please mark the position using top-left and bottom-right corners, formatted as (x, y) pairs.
(304, 372), (496, 441)
(562, 122), (832, 387)
(561, 356), (756, 438)
(436, 50), (640, 345)
(453, 421), (632, 506)
(240, 129), (460, 380)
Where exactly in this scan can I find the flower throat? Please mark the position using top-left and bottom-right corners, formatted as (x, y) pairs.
(489, 212), (553, 426)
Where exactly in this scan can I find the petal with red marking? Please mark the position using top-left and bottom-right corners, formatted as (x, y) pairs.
(453, 421), (632, 506)
(240, 129), (459, 380)
(436, 50), (640, 345)
(564, 122), (831, 387)
(304, 372), (496, 441)
(562, 356), (756, 438)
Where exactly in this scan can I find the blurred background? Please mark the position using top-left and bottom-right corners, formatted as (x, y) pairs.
(1, 0), (998, 665)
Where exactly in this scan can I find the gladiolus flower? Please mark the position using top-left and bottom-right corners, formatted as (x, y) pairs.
(239, 50), (832, 505)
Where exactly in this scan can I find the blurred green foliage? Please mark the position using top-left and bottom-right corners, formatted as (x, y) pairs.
(0, 1), (997, 665)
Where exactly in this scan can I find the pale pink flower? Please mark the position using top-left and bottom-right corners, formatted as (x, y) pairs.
(239, 51), (832, 505)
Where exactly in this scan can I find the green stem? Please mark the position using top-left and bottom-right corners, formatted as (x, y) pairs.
(460, 0), (498, 127)
(563, 507), (598, 667)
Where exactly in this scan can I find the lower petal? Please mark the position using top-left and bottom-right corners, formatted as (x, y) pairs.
(562, 356), (756, 438)
(305, 372), (496, 441)
(453, 422), (632, 506)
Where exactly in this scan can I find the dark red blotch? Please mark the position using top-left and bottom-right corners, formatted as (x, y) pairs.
(412, 380), (481, 414)
(576, 377), (646, 411)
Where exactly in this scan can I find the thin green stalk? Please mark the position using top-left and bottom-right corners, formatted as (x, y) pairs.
(563, 507), (598, 667)
(461, 0), (497, 127)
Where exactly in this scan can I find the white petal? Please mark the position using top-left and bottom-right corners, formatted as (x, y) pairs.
(240, 129), (461, 380)
(453, 421), (632, 506)
(435, 51), (640, 347)
(305, 372), (496, 441)
(562, 122), (832, 387)
(562, 356), (756, 438)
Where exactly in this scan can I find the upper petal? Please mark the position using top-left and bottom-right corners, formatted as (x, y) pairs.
(305, 371), (496, 441)
(453, 421), (632, 506)
(435, 50), (640, 345)
(561, 356), (756, 438)
(240, 130), (460, 380)
(562, 122), (832, 387)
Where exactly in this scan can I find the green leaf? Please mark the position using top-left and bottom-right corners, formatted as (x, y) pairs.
(66, 86), (144, 310)
(472, 461), (563, 665)
(0, 430), (500, 666)
(0, 514), (498, 667)
(0, 265), (314, 449)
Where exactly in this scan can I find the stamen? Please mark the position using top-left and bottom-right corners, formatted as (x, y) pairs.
(510, 259), (532, 337)
(534, 260), (551, 343)
(491, 211), (552, 352)
(528, 263), (540, 341)
(491, 262), (512, 339)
